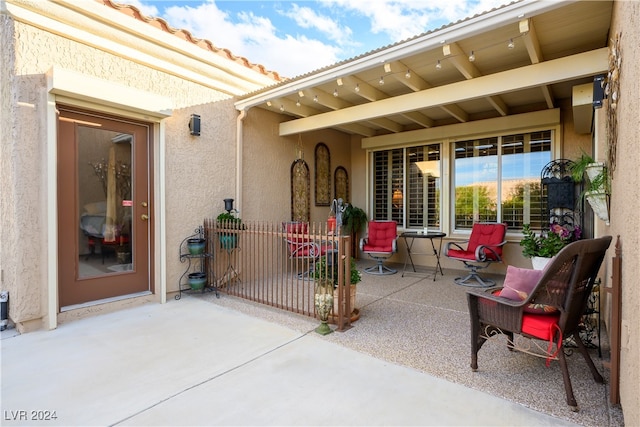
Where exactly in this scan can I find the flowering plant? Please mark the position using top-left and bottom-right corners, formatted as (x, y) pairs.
(520, 223), (582, 258)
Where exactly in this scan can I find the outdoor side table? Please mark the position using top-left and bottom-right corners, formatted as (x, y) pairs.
(401, 232), (446, 280)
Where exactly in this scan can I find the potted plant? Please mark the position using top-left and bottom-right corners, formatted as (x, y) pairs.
(570, 152), (610, 223)
(216, 211), (243, 250)
(313, 255), (361, 319)
(520, 223), (582, 269)
(342, 205), (368, 258)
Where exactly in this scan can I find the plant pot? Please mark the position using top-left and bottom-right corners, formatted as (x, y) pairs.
(585, 162), (606, 182)
(188, 272), (207, 290)
(333, 284), (357, 317)
(531, 256), (552, 271)
(585, 190), (610, 224)
(187, 238), (206, 255)
(219, 234), (237, 250)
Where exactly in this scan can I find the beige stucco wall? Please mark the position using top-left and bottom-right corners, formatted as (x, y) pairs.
(163, 100), (239, 294)
(607, 1), (640, 424)
(241, 107), (353, 224)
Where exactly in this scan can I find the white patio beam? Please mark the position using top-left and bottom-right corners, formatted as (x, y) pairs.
(444, 42), (508, 116)
(279, 48), (607, 136)
(521, 18), (555, 108)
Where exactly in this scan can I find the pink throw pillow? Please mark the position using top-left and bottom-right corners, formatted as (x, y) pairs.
(500, 266), (557, 314)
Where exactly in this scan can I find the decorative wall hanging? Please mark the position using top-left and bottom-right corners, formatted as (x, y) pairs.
(540, 159), (580, 231)
(334, 166), (349, 202)
(605, 32), (621, 175)
(314, 143), (330, 206)
(291, 159), (310, 222)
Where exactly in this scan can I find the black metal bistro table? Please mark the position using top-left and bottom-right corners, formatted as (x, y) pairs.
(401, 232), (446, 280)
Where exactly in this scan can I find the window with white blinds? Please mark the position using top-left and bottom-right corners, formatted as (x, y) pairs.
(372, 149), (403, 222)
(370, 130), (551, 232)
(372, 144), (441, 230)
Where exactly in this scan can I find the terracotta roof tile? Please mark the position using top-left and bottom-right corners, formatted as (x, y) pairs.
(97, 0), (283, 82)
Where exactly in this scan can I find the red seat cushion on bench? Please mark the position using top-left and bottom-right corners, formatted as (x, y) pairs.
(522, 313), (560, 341)
(522, 312), (562, 366)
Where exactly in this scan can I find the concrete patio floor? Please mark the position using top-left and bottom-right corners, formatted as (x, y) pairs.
(0, 260), (624, 426)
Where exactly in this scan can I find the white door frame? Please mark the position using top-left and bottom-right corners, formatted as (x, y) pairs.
(45, 67), (172, 329)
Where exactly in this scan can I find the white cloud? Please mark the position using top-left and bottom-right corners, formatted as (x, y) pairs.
(157, 1), (342, 77)
(322, 0), (508, 41)
(135, 0), (509, 77)
(280, 4), (354, 45)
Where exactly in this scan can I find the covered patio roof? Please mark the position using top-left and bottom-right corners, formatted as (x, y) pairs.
(235, 0), (613, 138)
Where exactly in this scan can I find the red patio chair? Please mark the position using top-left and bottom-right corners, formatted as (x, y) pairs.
(282, 222), (331, 278)
(444, 222), (507, 287)
(359, 220), (398, 275)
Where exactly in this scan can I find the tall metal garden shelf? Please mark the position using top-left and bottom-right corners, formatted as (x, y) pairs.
(176, 225), (218, 300)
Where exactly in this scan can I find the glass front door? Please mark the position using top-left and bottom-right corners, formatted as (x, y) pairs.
(57, 107), (153, 308)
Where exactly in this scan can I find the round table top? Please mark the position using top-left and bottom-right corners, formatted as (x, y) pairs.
(400, 231), (446, 238)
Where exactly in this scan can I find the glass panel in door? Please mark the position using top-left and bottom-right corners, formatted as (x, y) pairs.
(78, 129), (133, 278)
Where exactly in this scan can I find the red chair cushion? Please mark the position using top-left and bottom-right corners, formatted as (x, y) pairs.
(446, 249), (477, 261)
(467, 223), (506, 260)
(521, 312), (562, 366)
(283, 222), (311, 255)
(362, 221), (397, 252)
(522, 313), (560, 341)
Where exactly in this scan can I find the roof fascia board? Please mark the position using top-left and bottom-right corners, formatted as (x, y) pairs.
(58, 0), (275, 88)
(235, 0), (577, 110)
(279, 48), (607, 136)
(5, 0), (271, 95)
(47, 66), (173, 118)
(362, 109), (559, 149)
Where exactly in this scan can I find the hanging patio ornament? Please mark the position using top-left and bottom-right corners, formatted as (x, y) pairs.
(296, 133), (304, 160)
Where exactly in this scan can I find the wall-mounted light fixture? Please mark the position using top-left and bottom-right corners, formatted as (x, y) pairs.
(189, 114), (201, 136)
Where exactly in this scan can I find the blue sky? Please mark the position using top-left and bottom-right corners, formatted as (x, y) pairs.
(128, 0), (506, 77)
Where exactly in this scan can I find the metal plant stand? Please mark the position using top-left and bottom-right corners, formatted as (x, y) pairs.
(176, 226), (218, 300)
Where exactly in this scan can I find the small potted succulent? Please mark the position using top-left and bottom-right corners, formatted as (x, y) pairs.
(216, 211), (243, 250)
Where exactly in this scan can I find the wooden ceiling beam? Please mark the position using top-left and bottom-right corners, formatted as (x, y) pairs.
(265, 97), (317, 117)
(443, 41), (510, 117)
(439, 104), (468, 123)
(521, 18), (554, 108)
(339, 75), (387, 102)
(368, 117), (404, 133)
(297, 88), (350, 111)
(335, 122), (377, 137)
(443, 42), (481, 79)
(279, 48), (608, 136)
(401, 111), (434, 128)
(384, 61), (430, 91)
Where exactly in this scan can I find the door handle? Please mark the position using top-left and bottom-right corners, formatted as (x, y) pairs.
(141, 214), (149, 221)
